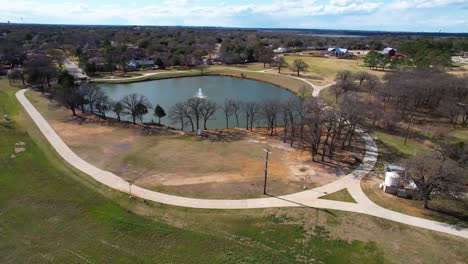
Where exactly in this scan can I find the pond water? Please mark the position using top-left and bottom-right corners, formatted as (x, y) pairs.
(98, 76), (296, 129)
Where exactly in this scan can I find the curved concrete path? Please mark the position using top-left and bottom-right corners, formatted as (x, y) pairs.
(16, 89), (468, 239)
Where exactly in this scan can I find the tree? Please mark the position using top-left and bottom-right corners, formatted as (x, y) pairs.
(186, 97), (204, 130)
(255, 46), (274, 68)
(273, 56), (288, 74)
(222, 99), (235, 128)
(24, 54), (55, 94)
(200, 100), (218, 130)
(55, 71), (80, 116)
(363, 51), (380, 70)
(47, 49), (65, 70)
(121, 93), (152, 124)
(244, 101), (259, 131)
(154, 104), (166, 124)
(405, 151), (467, 209)
(95, 95), (110, 119)
(290, 58), (309, 76)
(335, 70), (355, 93)
(81, 83), (104, 114)
(169, 102), (189, 131)
(354, 71), (370, 88)
(112, 101), (124, 122)
(231, 100), (243, 127)
(135, 103), (149, 123)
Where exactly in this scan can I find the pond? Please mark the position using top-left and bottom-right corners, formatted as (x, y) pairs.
(98, 76), (296, 129)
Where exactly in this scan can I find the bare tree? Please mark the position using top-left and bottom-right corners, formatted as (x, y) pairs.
(111, 100), (124, 122)
(405, 150), (467, 209)
(335, 70), (355, 94)
(81, 83), (104, 114)
(260, 99), (281, 136)
(244, 101), (259, 131)
(200, 100), (218, 130)
(231, 100), (243, 127)
(186, 97), (204, 130)
(169, 102), (190, 131)
(273, 56), (288, 74)
(304, 97), (328, 161)
(95, 95), (110, 119)
(121, 93), (152, 124)
(354, 71), (370, 88)
(222, 99), (235, 129)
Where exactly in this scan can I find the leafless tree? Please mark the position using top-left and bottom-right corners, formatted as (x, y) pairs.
(81, 83), (104, 114)
(121, 93), (152, 124)
(186, 97), (204, 130)
(244, 101), (259, 131)
(111, 100), (124, 122)
(260, 99), (281, 136)
(200, 100), (218, 130)
(231, 100), (243, 127)
(222, 99), (235, 129)
(405, 150), (467, 209)
(169, 102), (189, 131)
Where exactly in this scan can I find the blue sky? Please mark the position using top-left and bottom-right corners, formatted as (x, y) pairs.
(0, 0), (467, 32)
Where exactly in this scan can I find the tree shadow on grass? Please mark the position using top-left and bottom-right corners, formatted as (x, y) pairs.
(265, 193), (338, 217)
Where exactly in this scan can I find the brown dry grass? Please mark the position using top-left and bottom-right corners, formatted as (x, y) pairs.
(28, 91), (368, 199)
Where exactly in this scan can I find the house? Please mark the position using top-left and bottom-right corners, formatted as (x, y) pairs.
(274, 47), (289, 54)
(88, 56), (106, 71)
(327, 47), (348, 57)
(379, 47), (396, 57)
(128, 59), (155, 70)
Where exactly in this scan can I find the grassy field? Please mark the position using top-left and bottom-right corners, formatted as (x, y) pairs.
(319, 189), (357, 203)
(371, 130), (432, 157)
(2, 78), (468, 263)
(282, 55), (387, 81)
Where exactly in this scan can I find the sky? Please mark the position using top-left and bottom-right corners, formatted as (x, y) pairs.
(0, 0), (467, 33)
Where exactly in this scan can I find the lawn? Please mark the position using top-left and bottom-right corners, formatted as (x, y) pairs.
(371, 130), (431, 157)
(446, 128), (468, 143)
(319, 189), (357, 203)
(1, 77), (467, 263)
(282, 55), (387, 81)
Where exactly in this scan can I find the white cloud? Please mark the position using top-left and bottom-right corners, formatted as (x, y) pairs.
(393, 0), (468, 9)
(0, 0), (465, 31)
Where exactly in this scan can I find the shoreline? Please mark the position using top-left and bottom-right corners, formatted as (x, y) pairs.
(91, 69), (313, 95)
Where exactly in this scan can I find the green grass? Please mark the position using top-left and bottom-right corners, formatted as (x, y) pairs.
(319, 189), (357, 203)
(1, 77), (467, 263)
(446, 129), (468, 143)
(371, 130), (431, 157)
(283, 55), (387, 81)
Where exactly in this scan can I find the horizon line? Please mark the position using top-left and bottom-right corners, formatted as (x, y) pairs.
(1, 22), (467, 36)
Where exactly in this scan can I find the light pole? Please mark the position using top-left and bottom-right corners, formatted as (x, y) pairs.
(404, 114), (414, 146)
(128, 181), (133, 199)
(263, 148), (272, 195)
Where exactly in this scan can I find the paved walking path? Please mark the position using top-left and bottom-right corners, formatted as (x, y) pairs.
(16, 89), (468, 239)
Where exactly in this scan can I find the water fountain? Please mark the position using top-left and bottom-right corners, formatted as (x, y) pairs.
(195, 88), (206, 98)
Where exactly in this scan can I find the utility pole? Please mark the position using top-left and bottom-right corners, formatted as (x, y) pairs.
(263, 148), (272, 195)
(404, 114), (414, 146)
